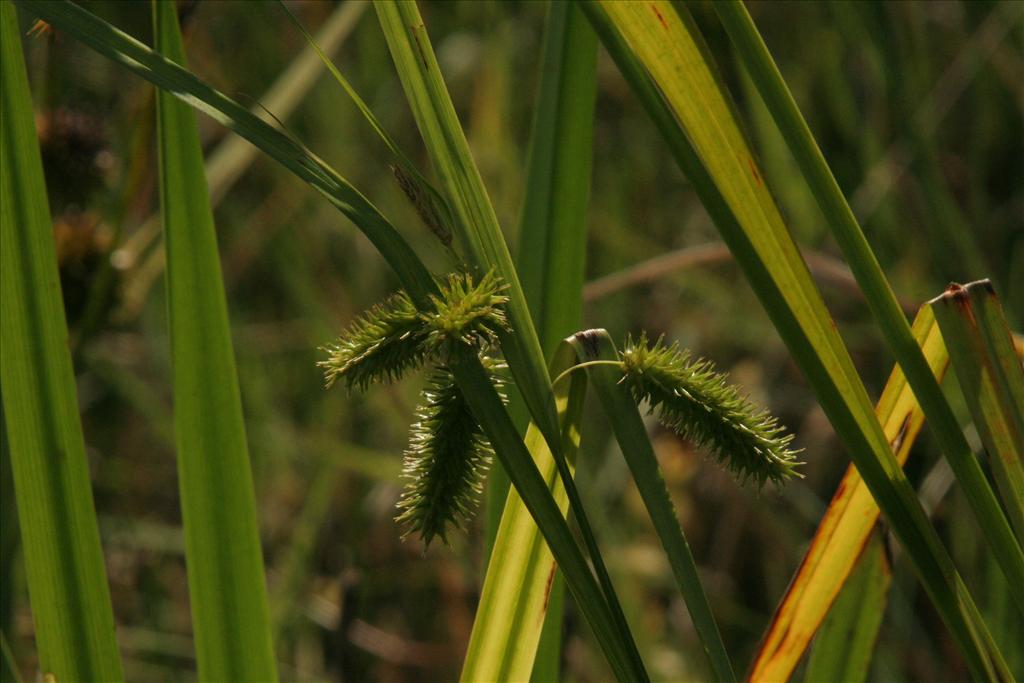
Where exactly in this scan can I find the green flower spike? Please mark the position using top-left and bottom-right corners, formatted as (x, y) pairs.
(395, 359), (505, 546)
(319, 290), (430, 391)
(425, 270), (510, 349)
(620, 334), (801, 486)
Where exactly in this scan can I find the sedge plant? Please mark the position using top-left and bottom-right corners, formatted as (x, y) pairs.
(4, 0), (1021, 680)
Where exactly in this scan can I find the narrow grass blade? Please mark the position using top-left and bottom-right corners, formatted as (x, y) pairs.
(462, 343), (584, 682)
(373, 1), (561, 452)
(119, 0), (368, 315)
(0, 4), (123, 680)
(12, 5), (644, 678)
(515, 1), (597, 360)
(16, 0), (437, 302)
(495, 2), (599, 676)
(930, 281), (1024, 542)
(1, 632), (21, 683)
(570, 329), (736, 683)
(712, 0), (1024, 612)
(0, 391), (19, 640)
(750, 307), (948, 682)
(448, 355), (646, 683)
(373, 6), (647, 677)
(152, 2), (276, 678)
(487, 0), (600, 543)
(276, 0), (455, 248)
(803, 537), (892, 683)
(584, 2), (1010, 676)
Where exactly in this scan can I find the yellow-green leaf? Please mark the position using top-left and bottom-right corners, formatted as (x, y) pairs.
(750, 307), (947, 682)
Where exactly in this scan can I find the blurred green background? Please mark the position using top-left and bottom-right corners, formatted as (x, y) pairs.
(3, 0), (1022, 680)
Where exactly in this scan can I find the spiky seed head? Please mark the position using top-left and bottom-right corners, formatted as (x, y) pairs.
(320, 271), (510, 395)
(425, 270), (510, 349)
(620, 334), (801, 486)
(395, 358), (505, 546)
(319, 290), (431, 392)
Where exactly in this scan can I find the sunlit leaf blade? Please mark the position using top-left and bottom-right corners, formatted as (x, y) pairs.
(447, 355), (644, 683)
(0, 3), (123, 680)
(515, 1), (597, 361)
(803, 537), (892, 683)
(572, 329), (736, 683)
(152, 2), (277, 678)
(585, 2), (1010, 677)
(713, 0), (1024, 616)
(931, 281), (1024, 542)
(462, 343), (584, 682)
(495, 2), (598, 677)
(750, 307), (948, 682)
(373, 1), (561, 453)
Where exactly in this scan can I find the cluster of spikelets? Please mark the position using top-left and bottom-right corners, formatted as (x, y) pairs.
(320, 270), (508, 546)
(322, 273), (799, 547)
(394, 358), (505, 546)
(619, 334), (801, 486)
(321, 270), (508, 391)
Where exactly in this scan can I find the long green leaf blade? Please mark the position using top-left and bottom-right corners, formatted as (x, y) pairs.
(490, 2), (599, 676)
(152, 2), (277, 678)
(583, 1), (1010, 677)
(571, 330), (735, 683)
(713, 0), (1024, 612)
(373, 0), (561, 452)
(516, 1), (597, 360)
(372, 5), (646, 679)
(931, 281), (1024, 543)
(462, 343), (585, 682)
(448, 356), (643, 683)
(0, 3), (123, 679)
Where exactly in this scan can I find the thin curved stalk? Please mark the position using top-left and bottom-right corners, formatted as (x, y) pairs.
(568, 329), (735, 683)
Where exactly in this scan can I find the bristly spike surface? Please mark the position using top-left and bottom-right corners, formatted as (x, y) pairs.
(318, 290), (431, 392)
(425, 270), (510, 349)
(620, 334), (801, 486)
(395, 358), (505, 546)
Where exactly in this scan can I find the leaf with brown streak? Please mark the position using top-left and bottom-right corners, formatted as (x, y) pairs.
(748, 307), (949, 682)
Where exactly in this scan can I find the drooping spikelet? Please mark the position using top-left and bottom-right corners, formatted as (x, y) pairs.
(620, 334), (801, 486)
(425, 270), (510, 349)
(319, 290), (431, 391)
(395, 359), (505, 546)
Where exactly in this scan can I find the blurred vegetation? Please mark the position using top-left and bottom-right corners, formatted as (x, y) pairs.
(3, 0), (1022, 680)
